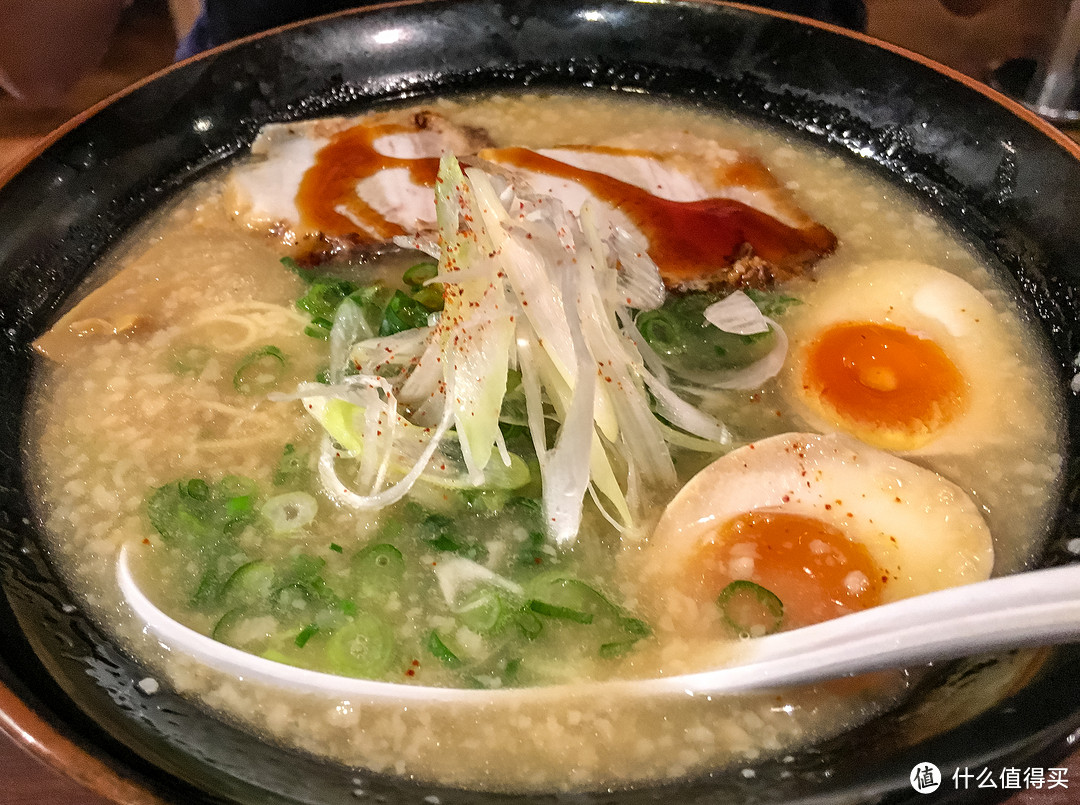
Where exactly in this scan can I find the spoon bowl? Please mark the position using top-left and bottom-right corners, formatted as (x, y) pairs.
(119, 546), (1080, 699)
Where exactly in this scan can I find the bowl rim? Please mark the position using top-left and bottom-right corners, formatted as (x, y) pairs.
(2, 0), (1079, 801)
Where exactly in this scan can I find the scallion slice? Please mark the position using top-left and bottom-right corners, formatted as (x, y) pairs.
(402, 261), (439, 289)
(379, 290), (432, 335)
(454, 586), (511, 634)
(716, 580), (784, 637)
(295, 623), (320, 648)
(233, 345), (287, 395)
(427, 629), (461, 666)
(185, 478), (210, 500)
(352, 543), (405, 598)
(527, 599), (594, 624)
(221, 560), (275, 605)
(261, 491), (318, 533)
(325, 613), (395, 677)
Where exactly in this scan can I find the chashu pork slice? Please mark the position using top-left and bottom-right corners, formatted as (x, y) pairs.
(226, 108), (491, 262)
(229, 112), (835, 290)
(479, 131), (837, 290)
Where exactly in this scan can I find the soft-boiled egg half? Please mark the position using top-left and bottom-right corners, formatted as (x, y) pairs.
(781, 260), (1018, 456)
(643, 432), (993, 639)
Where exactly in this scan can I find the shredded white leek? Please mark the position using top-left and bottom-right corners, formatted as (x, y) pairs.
(704, 290), (770, 335)
(289, 155), (772, 544)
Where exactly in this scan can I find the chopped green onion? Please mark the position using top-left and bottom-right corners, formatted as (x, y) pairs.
(418, 513), (488, 562)
(297, 277), (357, 320)
(620, 617), (651, 638)
(515, 609), (543, 640)
(330, 543), (343, 554)
(411, 283), (445, 311)
(232, 345), (287, 395)
(517, 530), (549, 567)
(282, 554), (326, 586)
(402, 261), (439, 289)
(185, 479), (210, 501)
(717, 580), (784, 637)
(455, 586), (512, 634)
(281, 256), (316, 283)
(170, 345), (213, 376)
(326, 614), (395, 677)
(221, 560), (275, 604)
(502, 657), (523, 682)
(220, 475), (258, 498)
(379, 290), (432, 335)
(743, 288), (802, 318)
(212, 608), (275, 652)
(527, 599), (594, 624)
(261, 491), (318, 533)
(427, 630), (461, 666)
(226, 495), (253, 515)
(599, 640), (636, 659)
(273, 443), (307, 487)
(636, 292), (778, 376)
(295, 623), (320, 648)
(352, 543), (405, 598)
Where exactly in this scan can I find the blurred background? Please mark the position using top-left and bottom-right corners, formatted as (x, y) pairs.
(0, 0), (1074, 176)
(0, 0), (1076, 802)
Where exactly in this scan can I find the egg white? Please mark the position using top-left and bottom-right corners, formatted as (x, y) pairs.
(780, 260), (1022, 459)
(646, 432), (994, 617)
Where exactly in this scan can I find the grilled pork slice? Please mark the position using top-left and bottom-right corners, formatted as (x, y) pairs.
(479, 132), (837, 290)
(226, 109), (492, 263)
(228, 113), (835, 289)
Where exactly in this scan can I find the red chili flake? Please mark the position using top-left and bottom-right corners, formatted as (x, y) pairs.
(406, 669), (416, 677)
(782, 495), (790, 503)
(142, 538), (151, 545)
(824, 503), (832, 510)
(412, 659), (420, 667)
(534, 557), (543, 565)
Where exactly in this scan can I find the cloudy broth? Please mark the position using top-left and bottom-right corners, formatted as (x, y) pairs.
(25, 92), (1064, 791)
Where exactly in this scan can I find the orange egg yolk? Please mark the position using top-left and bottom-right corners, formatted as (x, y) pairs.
(800, 321), (967, 450)
(691, 510), (886, 632)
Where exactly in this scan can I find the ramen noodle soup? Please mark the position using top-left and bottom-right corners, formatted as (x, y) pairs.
(25, 93), (1064, 791)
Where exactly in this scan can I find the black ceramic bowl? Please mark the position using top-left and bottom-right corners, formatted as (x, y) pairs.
(3, 1), (1080, 802)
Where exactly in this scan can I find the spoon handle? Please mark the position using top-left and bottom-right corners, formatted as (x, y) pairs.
(673, 563), (1080, 696)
